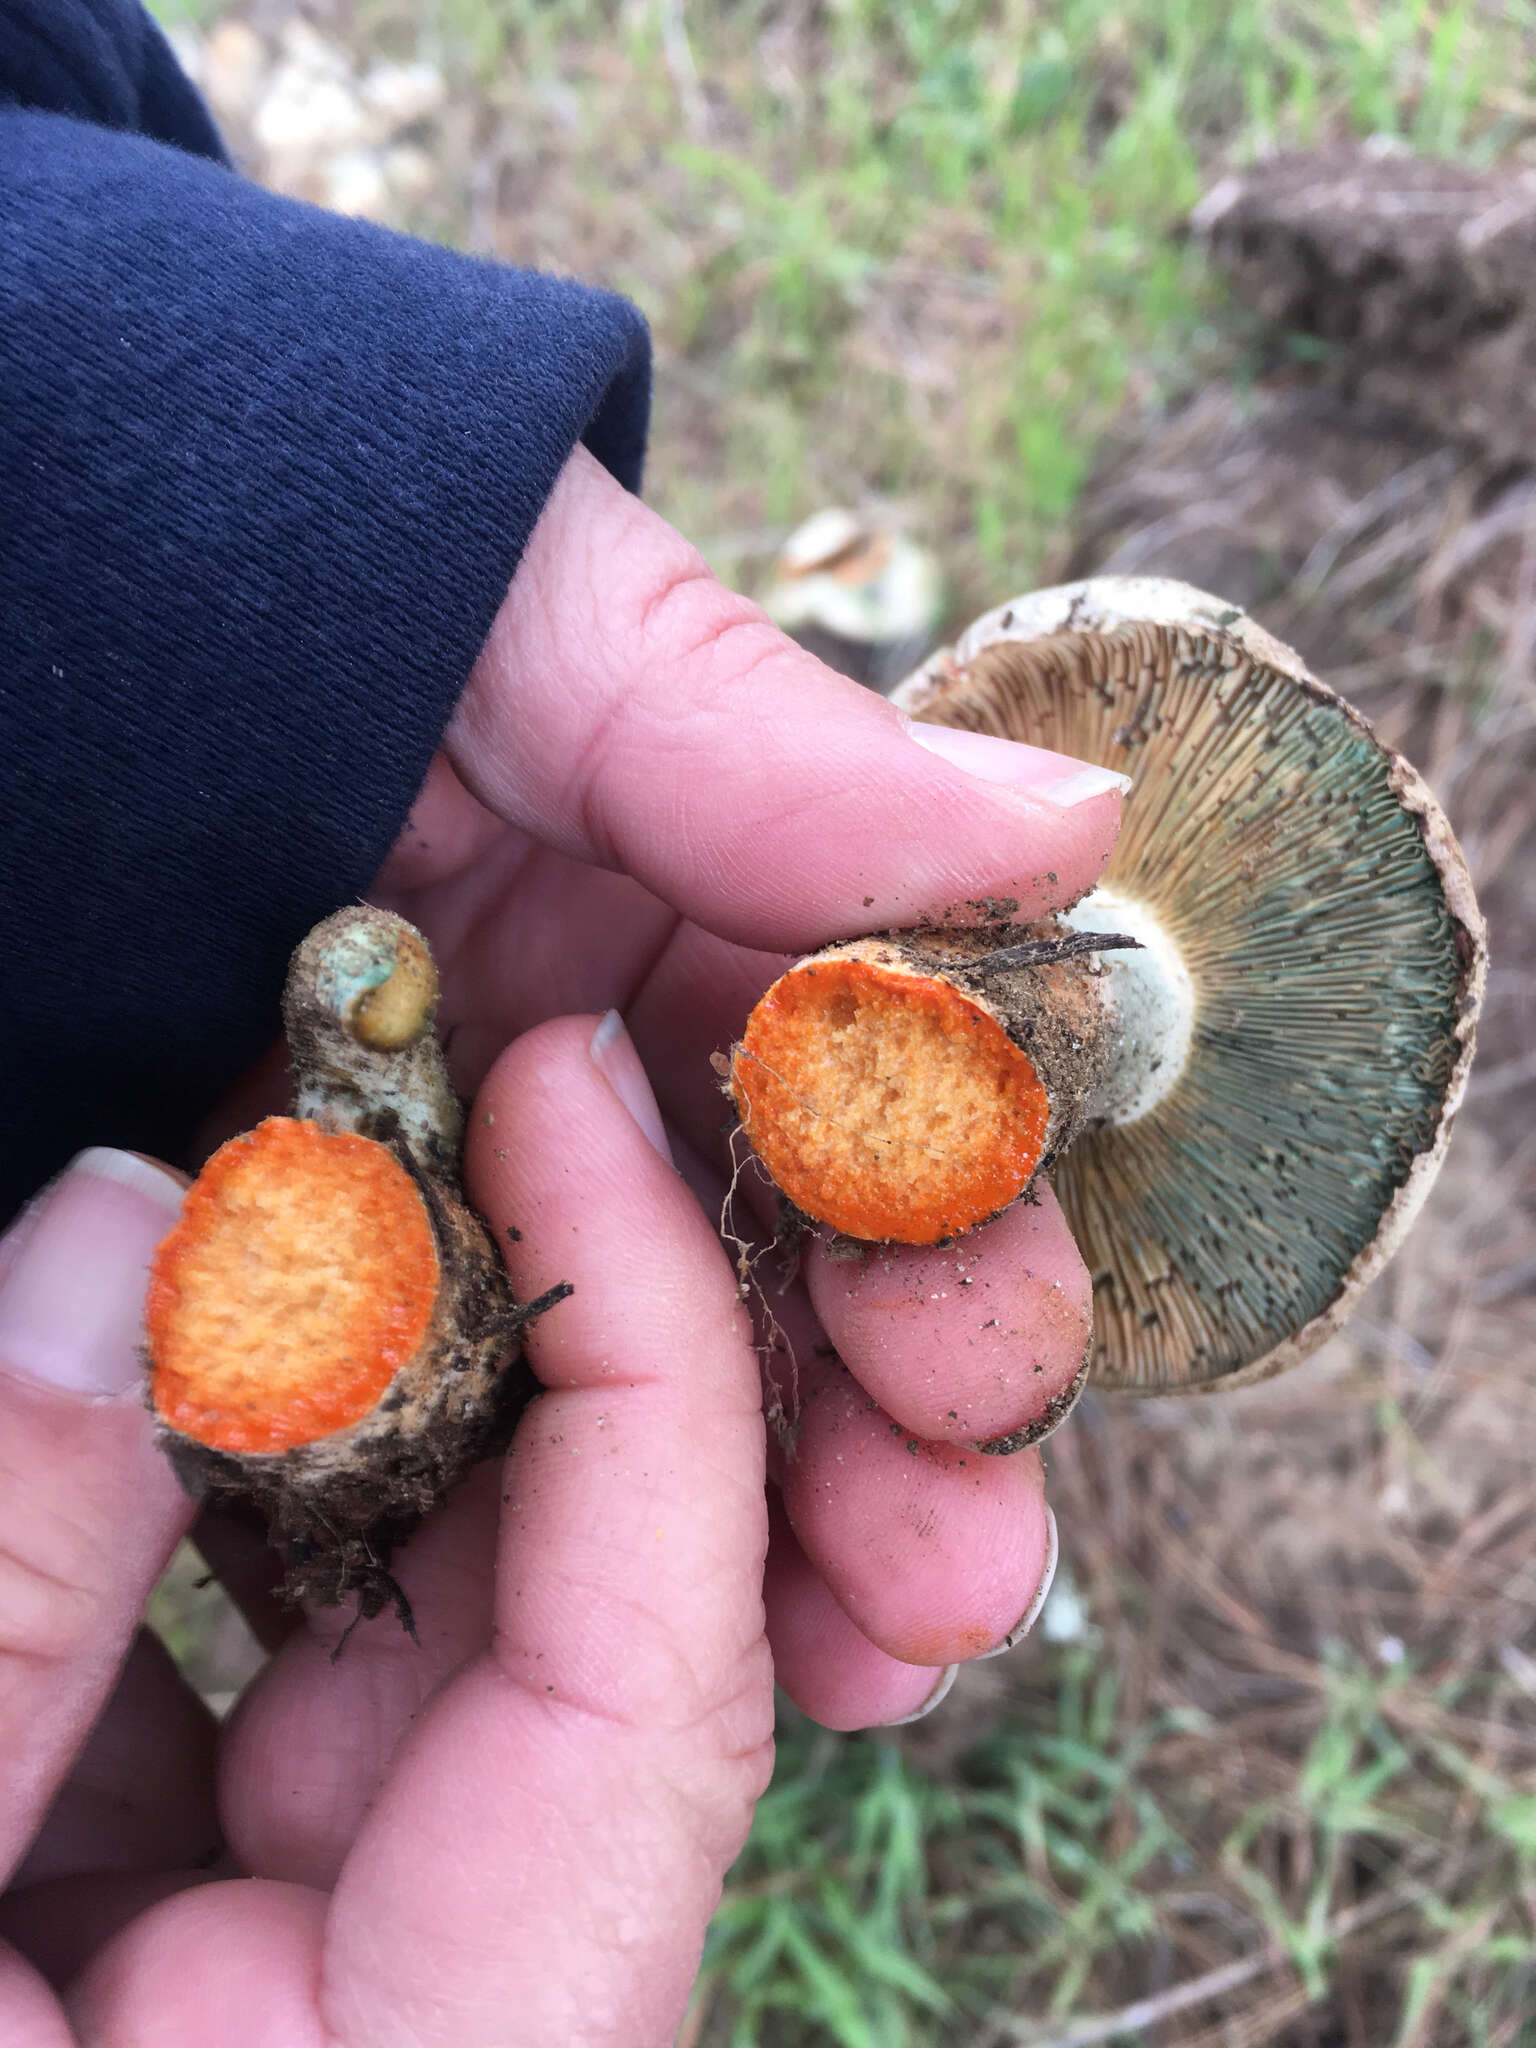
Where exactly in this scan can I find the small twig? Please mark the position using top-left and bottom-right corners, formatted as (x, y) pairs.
(966, 931), (1143, 974)
(991, 1944), (1278, 2048)
(489, 1280), (574, 1339)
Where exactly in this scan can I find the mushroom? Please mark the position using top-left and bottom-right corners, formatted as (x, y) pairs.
(146, 909), (557, 1618)
(760, 507), (945, 691)
(732, 577), (1487, 1397)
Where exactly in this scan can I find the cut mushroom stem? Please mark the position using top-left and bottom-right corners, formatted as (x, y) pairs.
(729, 925), (1116, 1247)
(145, 907), (556, 1621)
(729, 577), (1487, 1399)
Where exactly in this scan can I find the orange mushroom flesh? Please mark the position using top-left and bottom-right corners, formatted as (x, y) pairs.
(147, 1117), (440, 1455)
(730, 955), (1050, 1245)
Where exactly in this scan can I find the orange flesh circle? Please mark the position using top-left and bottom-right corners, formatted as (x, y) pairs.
(731, 957), (1050, 1244)
(146, 1117), (440, 1454)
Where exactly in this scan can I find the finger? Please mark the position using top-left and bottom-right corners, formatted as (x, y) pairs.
(67, 1879), (329, 2048)
(220, 1463), (501, 1890)
(0, 1940), (73, 2048)
(450, 447), (1125, 952)
(591, 1113), (958, 1734)
(805, 1188), (1093, 1448)
(763, 1496), (950, 1732)
(12, 1631), (217, 1890)
(778, 1359), (1055, 1665)
(470, 1015), (765, 1725)
(317, 1015), (774, 2048)
(0, 1152), (194, 1884)
(0, 1873), (219, 1999)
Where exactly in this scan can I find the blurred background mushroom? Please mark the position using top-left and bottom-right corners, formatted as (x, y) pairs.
(758, 506), (945, 691)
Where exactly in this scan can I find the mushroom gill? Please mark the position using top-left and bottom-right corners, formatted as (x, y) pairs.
(897, 582), (1485, 1394)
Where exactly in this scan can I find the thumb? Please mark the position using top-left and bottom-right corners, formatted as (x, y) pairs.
(448, 447), (1126, 952)
(0, 1152), (193, 1882)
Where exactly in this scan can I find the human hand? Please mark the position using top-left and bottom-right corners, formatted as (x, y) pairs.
(10, 1014), (1065, 2045)
(0, 448), (1123, 2042)
(204, 444), (1122, 1728)
(0, 1027), (761, 2042)
(371, 446), (1122, 1717)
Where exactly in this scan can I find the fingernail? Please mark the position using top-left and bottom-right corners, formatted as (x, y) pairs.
(884, 1663), (959, 1726)
(977, 1506), (1059, 1658)
(590, 1011), (673, 1164)
(907, 722), (1130, 805)
(0, 1190), (46, 1293)
(1033, 766), (1133, 807)
(0, 1149), (185, 1397)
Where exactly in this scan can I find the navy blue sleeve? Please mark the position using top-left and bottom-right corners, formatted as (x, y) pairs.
(0, 4), (652, 1222)
(0, 0), (226, 156)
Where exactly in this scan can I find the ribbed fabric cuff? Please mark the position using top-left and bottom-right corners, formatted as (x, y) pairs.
(0, 110), (651, 1215)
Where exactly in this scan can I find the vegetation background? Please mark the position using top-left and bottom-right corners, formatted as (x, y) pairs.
(145, 2), (1536, 2041)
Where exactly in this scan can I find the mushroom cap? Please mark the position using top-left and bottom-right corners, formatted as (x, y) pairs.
(894, 577), (1487, 1395)
(762, 509), (945, 649)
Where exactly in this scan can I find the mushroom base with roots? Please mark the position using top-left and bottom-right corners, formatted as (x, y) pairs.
(728, 577), (1486, 1400)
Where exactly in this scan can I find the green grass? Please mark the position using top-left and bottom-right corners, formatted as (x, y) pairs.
(377, 0), (1536, 612)
(686, 1646), (1536, 2046)
(691, 1651), (1192, 2045)
(166, 0), (1536, 604)
(144, 0), (223, 27)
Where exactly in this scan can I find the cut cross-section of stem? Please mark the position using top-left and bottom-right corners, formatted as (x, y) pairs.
(145, 907), (557, 1621)
(149, 1118), (441, 1455)
(731, 929), (1111, 1245)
